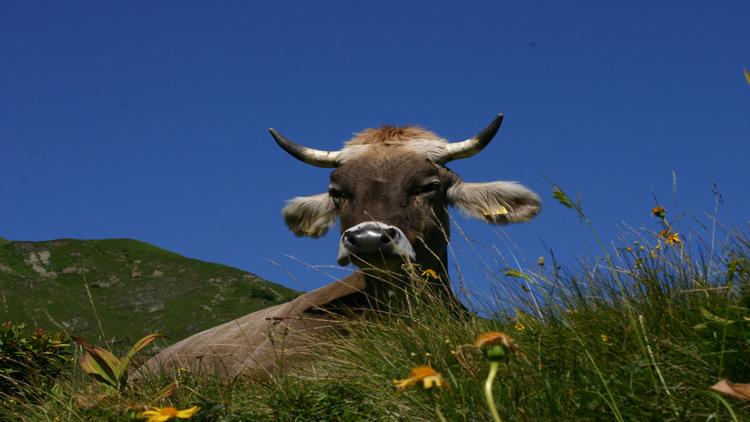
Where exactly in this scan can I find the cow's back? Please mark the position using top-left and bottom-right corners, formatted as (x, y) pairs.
(139, 274), (366, 379)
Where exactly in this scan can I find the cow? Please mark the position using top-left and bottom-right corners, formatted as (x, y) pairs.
(140, 114), (540, 380)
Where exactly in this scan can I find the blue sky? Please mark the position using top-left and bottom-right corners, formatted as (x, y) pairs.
(2, 1), (749, 295)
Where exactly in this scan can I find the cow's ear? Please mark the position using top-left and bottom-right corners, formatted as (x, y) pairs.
(282, 193), (336, 237)
(447, 181), (541, 224)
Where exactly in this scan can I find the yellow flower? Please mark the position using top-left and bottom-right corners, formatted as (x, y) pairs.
(600, 334), (610, 344)
(474, 331), (515, 361)
(514, 321), (526, 332)
(651, 206), (666, 218)
(139, 406), (199, 422)
(659, 229), (682, 246)
(393, 366), (447, 390)
(474, 331), (514, 349)
(421, 269), (441, 280)
(665, 232), (681, 246)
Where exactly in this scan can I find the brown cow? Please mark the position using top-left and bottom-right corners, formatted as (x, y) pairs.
(141, 114), (540, 379)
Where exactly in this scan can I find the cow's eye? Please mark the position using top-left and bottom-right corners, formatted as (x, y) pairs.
(415, 181), (442, 196)
(328, 187), (350, 202)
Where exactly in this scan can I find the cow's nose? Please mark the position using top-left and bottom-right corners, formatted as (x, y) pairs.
(337, 221), (415, 266)
(342, 225), (400, 252)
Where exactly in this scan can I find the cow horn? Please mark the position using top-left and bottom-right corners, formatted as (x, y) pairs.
(269, 128), (341, 168)
(438, 114), (504, 163)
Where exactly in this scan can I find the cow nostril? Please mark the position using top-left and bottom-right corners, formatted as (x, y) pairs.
(345, 232), (357, 245)
(380, 228), (399, 244)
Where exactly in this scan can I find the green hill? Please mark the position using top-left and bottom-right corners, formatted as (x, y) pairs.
(0, 238), (298, 346)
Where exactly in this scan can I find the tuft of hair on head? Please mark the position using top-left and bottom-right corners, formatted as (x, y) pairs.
(345, 126), (443, 146)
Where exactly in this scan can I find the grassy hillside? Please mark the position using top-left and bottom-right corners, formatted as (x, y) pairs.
(4, 199), (750, 420)
(0, 238), (298, 346)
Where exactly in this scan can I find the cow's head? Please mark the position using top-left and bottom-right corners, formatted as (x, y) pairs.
(272, 114), (540, 277)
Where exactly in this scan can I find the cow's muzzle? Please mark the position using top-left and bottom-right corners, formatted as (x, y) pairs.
(336, 222), (416, 266)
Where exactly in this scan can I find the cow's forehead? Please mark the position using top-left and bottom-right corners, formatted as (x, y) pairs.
(332, 147), (438, 182)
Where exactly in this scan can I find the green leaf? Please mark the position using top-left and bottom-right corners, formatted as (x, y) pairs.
(79, 349), (120, 389)
(504, 269), (533, 282)
(74, 336), (122, 389)
(153, 380), (179, 402)
(699, 308), (734, 326)
(116, 333), (163, 380)
(552, 186), (575, 209)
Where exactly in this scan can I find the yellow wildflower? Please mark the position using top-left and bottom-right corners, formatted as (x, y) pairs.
(601, 334), (610, 344)
(421, 269), (441, 280)
(474, 331), (514, 349)
(139, 406), (199, 422)
(659, 229), (682, 246)
(514, 321), (526, 332)
(651, 206), (666, 218)
(474, 331), (515, 361)
(665, 232), (681, 246)
(393, 366), (447, 390)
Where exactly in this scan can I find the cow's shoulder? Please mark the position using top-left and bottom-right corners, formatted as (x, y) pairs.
(274, 272), (366, 317)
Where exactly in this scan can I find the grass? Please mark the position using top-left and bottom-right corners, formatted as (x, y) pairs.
(0, 238), (298, 346)
(3, 202), (750, 420)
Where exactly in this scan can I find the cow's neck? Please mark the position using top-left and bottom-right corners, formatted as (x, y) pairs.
(356, 243), (454, 308)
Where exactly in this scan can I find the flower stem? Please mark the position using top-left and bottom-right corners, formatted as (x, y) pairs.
(434, 403), (448, 422)
(484, 361), (502, 422)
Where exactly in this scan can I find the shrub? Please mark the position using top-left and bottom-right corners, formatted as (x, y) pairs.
(0, 322), (71, 402)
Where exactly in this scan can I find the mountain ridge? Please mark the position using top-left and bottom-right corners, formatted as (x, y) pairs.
(0, 237), (298, 346)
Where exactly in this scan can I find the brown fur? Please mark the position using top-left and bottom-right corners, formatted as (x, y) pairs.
(141, 120), (540, 381)
(346, 126), (443, 146)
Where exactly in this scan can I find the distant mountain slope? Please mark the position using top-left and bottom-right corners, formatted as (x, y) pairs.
(0, 238), (298, 346)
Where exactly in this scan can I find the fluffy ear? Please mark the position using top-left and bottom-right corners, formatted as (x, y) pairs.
(282, 193), (336, 237)
(447, 181), (541, 224)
